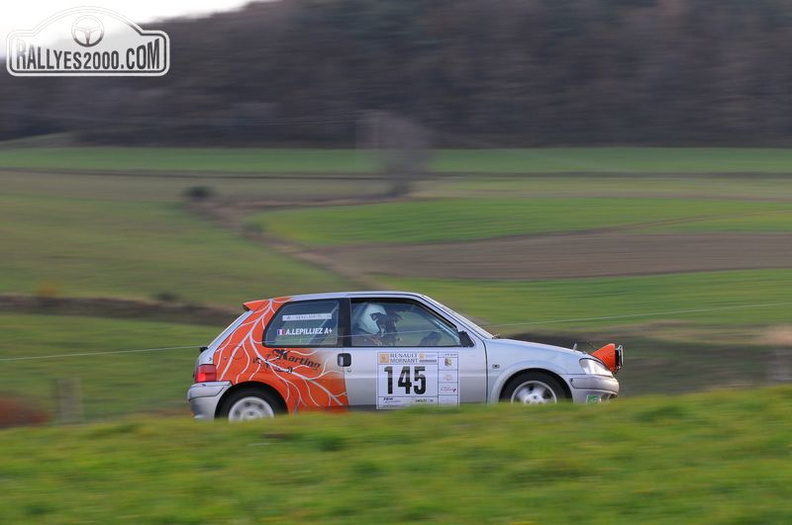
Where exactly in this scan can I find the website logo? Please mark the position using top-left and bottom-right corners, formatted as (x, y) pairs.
(7, 7), (170, 76)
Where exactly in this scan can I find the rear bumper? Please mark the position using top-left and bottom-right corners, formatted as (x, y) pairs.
(568, 375), (620, 403)
(187, 381), (232, 420)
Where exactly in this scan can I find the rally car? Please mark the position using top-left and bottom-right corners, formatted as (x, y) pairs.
(188, 291), (622, 420)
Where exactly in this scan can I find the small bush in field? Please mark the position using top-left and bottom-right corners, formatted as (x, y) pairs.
(183, 185), (215, 201)
(0, 396), (50, 429)
(35, 280), (62, 298)
(154, 291), (180, 303)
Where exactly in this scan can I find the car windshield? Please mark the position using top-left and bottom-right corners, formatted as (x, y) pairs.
(423, 296), (495, 340)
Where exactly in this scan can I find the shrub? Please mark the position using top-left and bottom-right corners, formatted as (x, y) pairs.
(35, 280), (61, 298)
(183, 186), (215, 201)
(154, 291), (180, 303)
(0, 396), (50, 429)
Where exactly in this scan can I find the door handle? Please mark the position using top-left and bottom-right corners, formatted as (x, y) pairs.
(337, 353), (351, 367)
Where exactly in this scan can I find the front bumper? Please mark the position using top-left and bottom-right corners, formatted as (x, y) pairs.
(187, 381), (232, 420)
(568, 375), (620, 403)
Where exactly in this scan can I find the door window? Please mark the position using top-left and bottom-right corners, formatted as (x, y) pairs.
(350, 300), (461, 347)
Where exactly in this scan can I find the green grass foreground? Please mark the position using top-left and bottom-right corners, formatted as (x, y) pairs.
(0, 388), (790, 524)
(5, 147), (792, 173)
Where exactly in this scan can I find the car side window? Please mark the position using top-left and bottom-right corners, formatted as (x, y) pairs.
(264, 300), (340, 347)
(351, 300), (461, 347)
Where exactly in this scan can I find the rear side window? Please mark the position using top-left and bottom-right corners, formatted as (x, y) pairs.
(264, 300), (340, 347)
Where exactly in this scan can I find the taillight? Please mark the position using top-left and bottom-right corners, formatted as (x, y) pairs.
(195, 364), (217, 383)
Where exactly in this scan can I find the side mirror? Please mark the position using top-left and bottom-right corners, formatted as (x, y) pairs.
(459, 331), (474, 347)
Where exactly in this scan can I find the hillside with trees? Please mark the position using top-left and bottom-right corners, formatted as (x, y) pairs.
(2, 0), (792, 146)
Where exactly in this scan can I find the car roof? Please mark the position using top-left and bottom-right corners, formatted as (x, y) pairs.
(243, 291), (432, 310)
(244, 291), (432, 310)
(283, 290), (430, 302)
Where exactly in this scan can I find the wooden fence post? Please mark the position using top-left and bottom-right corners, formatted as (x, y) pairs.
(55, 378), (84, 424)
(768, 348), (791, 384)
(766, 326), (792, 384)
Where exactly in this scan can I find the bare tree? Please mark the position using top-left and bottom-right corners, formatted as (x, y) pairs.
(361, 110), (430, 197)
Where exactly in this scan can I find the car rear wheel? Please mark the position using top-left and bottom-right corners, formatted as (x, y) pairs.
(502, 372), (567, 405)
(219, 389), (280, 421)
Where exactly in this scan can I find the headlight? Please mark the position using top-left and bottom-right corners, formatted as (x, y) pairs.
(579, 358), (613, 376)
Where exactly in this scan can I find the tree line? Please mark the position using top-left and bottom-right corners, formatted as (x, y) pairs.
(2, 0), (792, 147)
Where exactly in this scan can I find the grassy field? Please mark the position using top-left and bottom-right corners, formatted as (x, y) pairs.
(0, 169), (389, 202)
(1, 156), (788, 321)
(5, 146), (792, 173)
(0, 314), (217, 420)
(383, 270), (792, 330)
(640, 210), (792, 233)
(0, 148), (380, 173)
(251, 197), (791, 245)
(0, 193), (351, 305)
(0, 387), (790, 524)
(427, 147), (792, 173)
(425, 175), (792, 199)
(1, 147), (790, 419)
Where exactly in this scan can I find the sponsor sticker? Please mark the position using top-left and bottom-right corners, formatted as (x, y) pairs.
(7, 7), (170, 76)
(277, 327), (333, 336)
(282, 313), (333, 322)
(265, 349), (322, 371)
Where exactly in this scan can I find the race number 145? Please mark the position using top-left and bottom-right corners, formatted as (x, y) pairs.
(383, 365), (426, 395)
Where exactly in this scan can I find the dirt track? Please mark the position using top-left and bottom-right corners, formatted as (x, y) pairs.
(314, 233), (792, 279)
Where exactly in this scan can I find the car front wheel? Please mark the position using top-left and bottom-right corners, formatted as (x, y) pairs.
(502, 372), (568, 405)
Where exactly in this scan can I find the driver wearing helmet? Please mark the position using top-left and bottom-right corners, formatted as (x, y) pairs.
(351, 302), (400, 346)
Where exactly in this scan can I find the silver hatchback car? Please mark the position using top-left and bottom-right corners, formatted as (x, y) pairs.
(188, 291), (622, 420)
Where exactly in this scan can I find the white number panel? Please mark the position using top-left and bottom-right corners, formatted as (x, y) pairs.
(376, 351), (459, 409)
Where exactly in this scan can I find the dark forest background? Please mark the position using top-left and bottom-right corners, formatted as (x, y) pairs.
(3, 0), (792, 147)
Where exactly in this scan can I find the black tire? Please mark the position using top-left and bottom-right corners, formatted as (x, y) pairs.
(217, 388), (283, 421)
(501, 372), (568, 405)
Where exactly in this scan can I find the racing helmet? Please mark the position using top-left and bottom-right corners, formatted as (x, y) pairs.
(353, 303), (387, 335)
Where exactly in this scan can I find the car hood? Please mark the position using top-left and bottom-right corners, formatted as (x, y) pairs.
(482, 338), (593, 374)
(488, 338), (585, 356)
